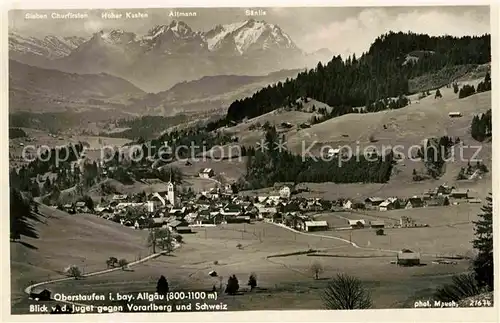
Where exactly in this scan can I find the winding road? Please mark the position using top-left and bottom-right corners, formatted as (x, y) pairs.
(24, 250), (168, 309)
(268, 222), (400, 254)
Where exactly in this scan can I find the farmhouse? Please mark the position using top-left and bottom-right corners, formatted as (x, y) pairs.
(397, 251), (421, 266)
(436, 184), (454, 195)
(343, 199), (365, 210)
(258, 206), (277, 219)
(405, 197), (424, 209)
(304, 221), (329, 232)
(221, 204), (243, 217)
(379, 200), (394, 211)
(75, 201), (87, 213)
(364, 197), (385, 208)
(113, 194), (129, 201)
(448, 112), (462, 118)
(348, 219), (366, 229)
(370, 220), (385, 228)
(326, 148), (341, 158)
(198, 210), (224, 225)
(450, 189), (469, 199)
(427, 195), (450, 207)
(279, 186), (292, 199)
(199, 168), (215, 179)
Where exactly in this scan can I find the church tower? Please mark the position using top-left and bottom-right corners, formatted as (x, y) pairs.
(167, 182), (176, 206)
(166, 169), (176, 206)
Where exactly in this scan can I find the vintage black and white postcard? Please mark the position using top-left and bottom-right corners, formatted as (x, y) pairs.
(3, 0), (498, 322)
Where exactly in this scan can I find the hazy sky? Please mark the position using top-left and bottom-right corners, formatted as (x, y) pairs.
(9, 6), (490, 56)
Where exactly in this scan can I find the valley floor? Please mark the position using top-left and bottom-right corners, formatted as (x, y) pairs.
(11, 201), (480, 313)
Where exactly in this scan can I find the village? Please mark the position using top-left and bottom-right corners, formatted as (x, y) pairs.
(55, 165), (480, 239)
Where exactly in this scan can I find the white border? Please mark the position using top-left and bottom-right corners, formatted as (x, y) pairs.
(1, 0), (498, 322)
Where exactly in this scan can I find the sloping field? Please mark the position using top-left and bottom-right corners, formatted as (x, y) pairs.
(10, 203), (150, 311)
(88, 178), (172, 198)
(287, 81), (490, 154)
(222, 110), (319, 148)
(222, 78), (491, 195)
(170, 158), (247, 183)
(35, 222), (469, 311)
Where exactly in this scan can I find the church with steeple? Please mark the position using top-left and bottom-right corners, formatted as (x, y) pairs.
(166, 169), (176, 206)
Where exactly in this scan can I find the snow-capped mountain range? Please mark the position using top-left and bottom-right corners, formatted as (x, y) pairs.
(203, 20), (297, 54)
(9, 20), (332, 92)
(9, 32), (86, 64)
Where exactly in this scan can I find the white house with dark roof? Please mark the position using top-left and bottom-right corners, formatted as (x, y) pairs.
(112, 194), (128, 201)
(279, 186), (291, 199)
(364, 197), (385, 207)
(199, 168), (215, 179)
(450, 189), (469, 199)
(304, 221), (329, 232)
(348, 219), (366, 228)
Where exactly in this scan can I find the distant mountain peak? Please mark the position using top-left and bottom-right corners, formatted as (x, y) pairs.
(203, 19), (297, 54)
(96, 29), (137, 45)
(8, 32), (86, 59)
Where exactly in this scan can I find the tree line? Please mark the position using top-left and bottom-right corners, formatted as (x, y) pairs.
(102, 115), (190, 141)
(239, 127), (394, 190)
(204, 31), (490, 128)
(10, 188), (39, 243)
(471, 109), (492, 142)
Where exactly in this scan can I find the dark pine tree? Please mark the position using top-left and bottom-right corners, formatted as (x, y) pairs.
(225, 275), (240, 295)
(472, 194), (493, 291)
(10, 188), (39, 242)
(156, 275), (169, 295)
(248, 274), (257, 290)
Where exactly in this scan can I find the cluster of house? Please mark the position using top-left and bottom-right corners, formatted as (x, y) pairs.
(82, 182), (341, 233)
(342, 184), (477, 212)
(61, 201), (91, 214)
(62, 182), (477, 237)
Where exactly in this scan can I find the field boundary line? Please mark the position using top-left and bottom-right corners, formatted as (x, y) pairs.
(266, 222), (400, 254)
(23, 250), (168, 309)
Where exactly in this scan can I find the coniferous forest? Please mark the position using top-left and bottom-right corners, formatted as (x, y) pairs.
(240, 127), (395, 189)
(471, 109), (492, 142)
(208, 32), (490, 127)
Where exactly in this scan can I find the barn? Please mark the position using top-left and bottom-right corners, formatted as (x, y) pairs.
(450, 189), (469, 199)
(370, 220), (385, 229)
(175, 226), (192, 234)
(397, 251), (421, 266)
(304, 221), (329, 232)
(199, 168), (215, 179)
(448, 112), (462, 118)
(348, 219), (366, 229)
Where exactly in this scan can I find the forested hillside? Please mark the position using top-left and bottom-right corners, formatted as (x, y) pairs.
(217, 31), (490, 125)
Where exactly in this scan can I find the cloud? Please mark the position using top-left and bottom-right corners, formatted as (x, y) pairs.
(84, 18), (105, 34)
(298, 7), (490, 56)
(268, 7), (291, 17)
